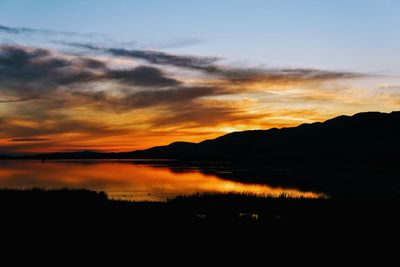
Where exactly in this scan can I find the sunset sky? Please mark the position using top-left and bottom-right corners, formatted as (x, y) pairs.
(0, 0), (400, 154)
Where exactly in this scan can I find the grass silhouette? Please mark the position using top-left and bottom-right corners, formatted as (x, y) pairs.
(1, 188), (399, 253)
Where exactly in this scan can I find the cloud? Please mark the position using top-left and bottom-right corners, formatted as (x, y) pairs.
(153, 38), (203, 49)
(0, 25), (38, 34)
(2, 25), (367, 85)
(109, 47), (218, 69)
(65, 43), (367, 88)
(0, 116), (124, 139)
(0, 45), (100, 99)
(107, 66), (181, 87)
(0, 45), (223, 113)
(1, 45), (365, 124)
(71, 86), (228, 110)
(10, 138), (50, 142)
(150, 100), (263, 128)
(0, 96), (35, 103)
(65, 42), (220, 70)
(0, 45), (182, 103)
(215, 67), (365, 84)
(2, 25), (212, 70)
(0, 24), (103, 38)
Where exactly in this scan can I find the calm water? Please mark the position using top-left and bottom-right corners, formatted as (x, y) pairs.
(0, 160), (321, 201)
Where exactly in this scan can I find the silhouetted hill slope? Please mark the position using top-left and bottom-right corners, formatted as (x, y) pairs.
(129, 111), (400, 161)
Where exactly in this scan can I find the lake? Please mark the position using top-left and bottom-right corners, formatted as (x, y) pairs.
(0, 160), (321, 201)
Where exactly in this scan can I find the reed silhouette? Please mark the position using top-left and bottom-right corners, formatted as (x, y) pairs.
(2, 188), (399, 232)
(1, 188), (398, 256)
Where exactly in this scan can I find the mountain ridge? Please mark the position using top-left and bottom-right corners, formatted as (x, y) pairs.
(128, 111), (400, 161)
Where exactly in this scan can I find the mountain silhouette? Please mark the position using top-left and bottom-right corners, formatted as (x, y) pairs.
(17, 111), (400, 161)
(128, 111), (400, 161)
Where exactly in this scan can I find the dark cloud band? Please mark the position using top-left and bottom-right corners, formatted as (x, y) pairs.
(65, 42), (220, 70)
(0, 24), (103, 38)
(10, 138), (50, 142)
(65, 42), (366, 83)
(0, 45), (181, 100)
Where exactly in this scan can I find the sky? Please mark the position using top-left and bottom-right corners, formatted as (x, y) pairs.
(0, 0), (400, 153)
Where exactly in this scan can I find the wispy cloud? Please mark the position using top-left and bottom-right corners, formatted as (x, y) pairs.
(150, 38), (204, 49)
(0, 24), (103, 38)
(215, 67), (365, 83)
(71, 86), (229, 111)
(65, 42), (366, 84)
(10, 138), (50, 142)
(65, 42), (220, 70)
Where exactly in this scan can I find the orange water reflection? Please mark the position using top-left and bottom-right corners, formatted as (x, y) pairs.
(0, 160), (322, 201)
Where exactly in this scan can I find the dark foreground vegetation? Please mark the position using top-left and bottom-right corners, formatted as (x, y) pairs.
(1, 189), (399, 238)
(1, 189), (399, 259)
